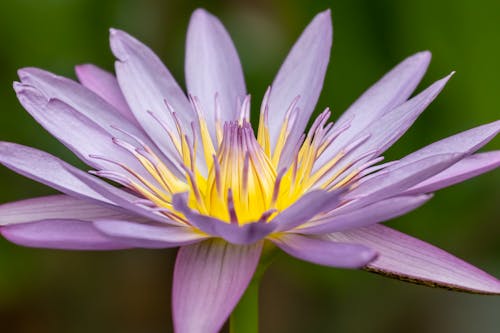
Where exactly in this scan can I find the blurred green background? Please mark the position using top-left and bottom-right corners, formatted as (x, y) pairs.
(0, 0), (499, 332)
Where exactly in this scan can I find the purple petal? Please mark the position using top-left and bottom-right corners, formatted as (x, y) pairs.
(173, 193), (275, 244)
(320, 52), (431, 165)
(344, 120), (500, 205)
(0, 142), (168, 228)
(110, 29), (194, 160)
(0, 142), (111, 203)
(315, 73), (453, 181)
(75, 63), (135, 122)
(14, 86), (149, 175)
(266, 10), (332, 149)
(270, 233), (377, 268)
(273, 189), (343, 232)
(93, 220), (207, 248)
(63, 164), (178, 225)
(396, 120), (500, 165)
(17, 67), (147, 143)
(405, 151), (500, 194)
(1, 219), (131, 250)
(345, 153), (463, 207)
(329, 225), (500, 294)
(0, 194), (140, 226)
(173, 239), (262, 333)
(185, 9), (246, 132)
(298, 194), (432, 234)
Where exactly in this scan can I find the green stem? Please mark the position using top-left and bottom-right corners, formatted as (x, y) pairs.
(229, 243), (279, 333)
(229, 276), (260, 333)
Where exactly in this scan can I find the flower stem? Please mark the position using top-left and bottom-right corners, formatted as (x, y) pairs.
(229, 276), (260, 333)
(229, 243), (279, 333)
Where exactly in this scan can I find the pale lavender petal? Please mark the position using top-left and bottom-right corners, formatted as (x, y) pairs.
(329, 225), (500, 294)
(266, 10), (332, 149)
(75, 63), (135, 121)
(0, 142), (111, 203)
(173, 193), (275, 244)
(63, 164), (178, 225)
(345, 120), (500, 205)
(0, 194), (140, 226)
(361, 73), (453, 156)
(93, 220), (207, 248)
(185, 9), (246, 132)
(405, 151), (500, 194)
(17, 67), (147, 142)
(14, 85), (148, 174)
(110, 29), (193, 159)
(271, 233), (377, 268)
(316, 73), (453, 180)
(0, 142), (166, 228)
(395, 120), (500, 165)
(173, 239), (262, 333)
(345, 153), (463, 206)
(273, 189), (343, 232)
(1, 219), (131, 250)
(320, 52), (431, 165)
(298, 194), (432, 234)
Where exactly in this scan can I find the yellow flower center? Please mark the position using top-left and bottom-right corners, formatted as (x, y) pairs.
(103, 94), (366, 226)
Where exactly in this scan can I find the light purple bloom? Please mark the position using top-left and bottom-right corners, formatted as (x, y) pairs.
(1, 8), (499, 333)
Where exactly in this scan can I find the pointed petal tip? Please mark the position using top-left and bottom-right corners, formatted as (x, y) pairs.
(313, 8), (333, 30)
(191, 7), (211, 19)
(317, 8), (332, 19)
(109, 28), (133, 61)
(412, 50), (432, 62)
(17, 67), (35, 81)
(109, 27), (121, 36)
(74, 64), (95, 82)
(74, 63), (92, 73)
(12, 81), (22, 92)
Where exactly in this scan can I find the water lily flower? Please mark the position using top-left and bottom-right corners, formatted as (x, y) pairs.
(1, 8), (499, 333)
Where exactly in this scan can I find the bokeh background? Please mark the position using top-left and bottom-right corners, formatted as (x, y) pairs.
(0, 0), (499, 332)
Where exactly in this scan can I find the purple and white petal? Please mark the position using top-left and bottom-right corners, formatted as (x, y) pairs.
(93, 220), (207, 248)
(329, 225), (500, 294)
(1, 219), (131, 250)
(297, 194), (432, 234)
(405, 151), (500, 194)
(185, 9), (246, 133)
(110, 29), (194, 160)
(173, 239), (262, 333)
(270, 233), (377, 268)
(266, 9), (332, 149)
(0, 194), (140, 226)
(75, 63), (135, 122)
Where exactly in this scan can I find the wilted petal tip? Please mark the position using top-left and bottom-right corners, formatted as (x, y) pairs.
(359, 248), (379, 268)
